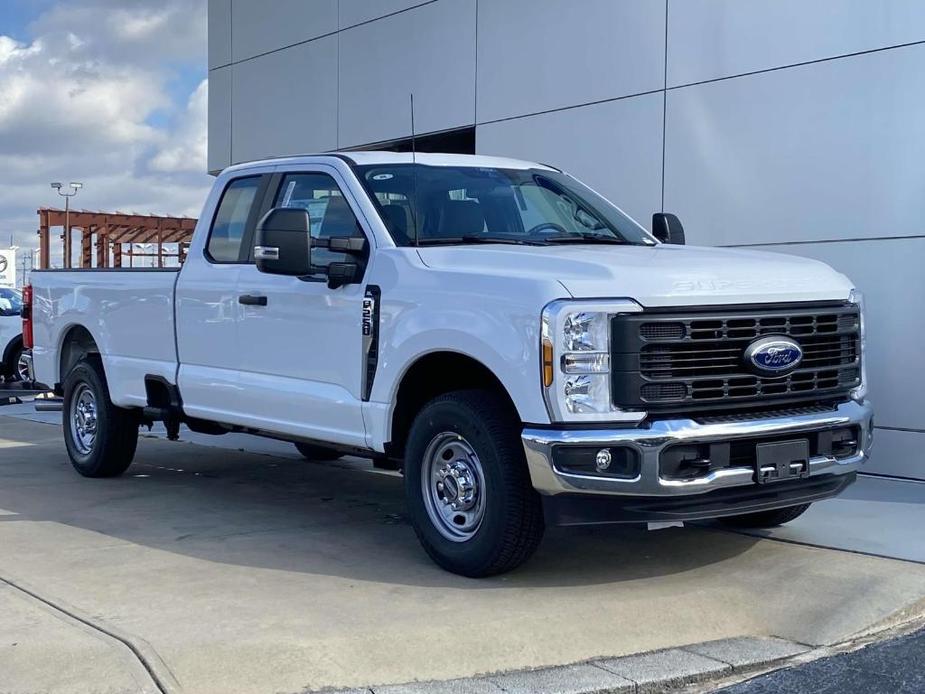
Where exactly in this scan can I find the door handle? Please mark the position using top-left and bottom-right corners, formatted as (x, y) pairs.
(239, 294), (268, 306)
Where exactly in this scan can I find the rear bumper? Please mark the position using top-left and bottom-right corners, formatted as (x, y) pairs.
(522, 400), (873, 521)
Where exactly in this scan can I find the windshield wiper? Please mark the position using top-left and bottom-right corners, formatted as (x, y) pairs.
(543, 232), (627, 245)
(416, 236), (550, 247)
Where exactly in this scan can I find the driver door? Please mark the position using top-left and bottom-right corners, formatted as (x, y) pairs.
(233, 165), (371, 447)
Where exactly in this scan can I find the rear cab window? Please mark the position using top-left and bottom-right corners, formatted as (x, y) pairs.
(206, 176), (262, 263)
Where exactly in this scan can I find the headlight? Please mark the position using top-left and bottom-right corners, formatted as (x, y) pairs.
(849, 288), (867, 402)
(541, 299), (646, 423)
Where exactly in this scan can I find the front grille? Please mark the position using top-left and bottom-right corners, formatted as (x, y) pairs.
(612, 303), (861, 413)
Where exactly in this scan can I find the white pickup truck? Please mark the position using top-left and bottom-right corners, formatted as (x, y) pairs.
(27, 153), (873, 577)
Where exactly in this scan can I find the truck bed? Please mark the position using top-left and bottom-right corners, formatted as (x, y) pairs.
(31, 269), (180, 407)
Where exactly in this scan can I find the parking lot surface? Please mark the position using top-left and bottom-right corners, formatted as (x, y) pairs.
(2, 413), (925, 693)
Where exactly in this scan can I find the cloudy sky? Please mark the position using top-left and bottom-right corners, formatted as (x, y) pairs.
(0, 0), (211, 266)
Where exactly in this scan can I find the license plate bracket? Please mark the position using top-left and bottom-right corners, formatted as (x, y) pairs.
(755, 439), (810, 484)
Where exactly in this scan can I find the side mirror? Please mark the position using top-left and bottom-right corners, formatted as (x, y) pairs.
(652, 213), (686, 245)
(255, 207), (313, 276)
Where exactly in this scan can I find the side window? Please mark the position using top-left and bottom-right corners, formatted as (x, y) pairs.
(207, 176), (261, 263)
(274, 173), (365, 268)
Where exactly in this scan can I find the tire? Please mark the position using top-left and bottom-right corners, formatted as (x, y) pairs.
(4, 340), (24, 381)
(62, 358), (139, 478)
(404, 389), (544, 577)
(719, 503), (811, 529)
(294, 442), (344, 461)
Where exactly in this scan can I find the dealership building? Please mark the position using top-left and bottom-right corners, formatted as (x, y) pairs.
(207, 0), (924, 480)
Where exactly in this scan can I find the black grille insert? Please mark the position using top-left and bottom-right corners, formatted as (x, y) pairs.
(612, 303), (861, 412)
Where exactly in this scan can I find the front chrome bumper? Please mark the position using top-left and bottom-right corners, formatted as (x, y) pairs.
(522, 400), (873, 497)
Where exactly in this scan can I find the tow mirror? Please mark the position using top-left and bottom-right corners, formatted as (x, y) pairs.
(255, 207), (313, 276)
(652, 213), (686, 245)
(255, 207), (368, 288)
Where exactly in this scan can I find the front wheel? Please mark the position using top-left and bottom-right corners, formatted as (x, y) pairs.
(720, 503), (811, 529)
(404, 390), (544, 577)
(62, 358), (139, 477)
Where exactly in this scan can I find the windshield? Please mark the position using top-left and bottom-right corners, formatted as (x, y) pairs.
(0, 288), (22, 316)
(354, 164), (655, 247)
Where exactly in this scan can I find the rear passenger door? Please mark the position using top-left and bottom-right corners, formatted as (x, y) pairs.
(232, 165), (372, 447)
(175, 173), (269, 422)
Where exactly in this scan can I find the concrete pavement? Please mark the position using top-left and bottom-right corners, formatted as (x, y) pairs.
(0, 580), (160, 694)
(2, 413), (925, 693)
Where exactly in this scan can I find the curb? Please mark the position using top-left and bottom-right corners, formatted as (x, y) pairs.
(326, 636), (809, 694)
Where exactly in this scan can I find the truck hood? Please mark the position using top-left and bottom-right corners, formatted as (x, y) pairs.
(416, 243), (853, 307)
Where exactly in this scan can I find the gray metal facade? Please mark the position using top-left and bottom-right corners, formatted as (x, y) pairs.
(208, 0), (925, 479)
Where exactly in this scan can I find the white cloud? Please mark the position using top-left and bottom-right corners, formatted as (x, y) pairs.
(0, 0), (212, 269)
(149, 79), (208, 174)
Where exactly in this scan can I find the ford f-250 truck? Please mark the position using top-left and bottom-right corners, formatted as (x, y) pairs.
(26, 153), (873, 577)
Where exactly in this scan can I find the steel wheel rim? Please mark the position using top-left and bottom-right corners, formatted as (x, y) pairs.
(69, 383), (98, 455)
(421, 432), (486, 542)
(16, 354), (28, 381)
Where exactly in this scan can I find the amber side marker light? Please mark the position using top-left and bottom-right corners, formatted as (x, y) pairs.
(542, 337), (554, 387)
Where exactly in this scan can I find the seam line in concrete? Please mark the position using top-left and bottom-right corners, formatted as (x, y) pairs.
(0, 573), (178, 694)
(874, 424), (925, 434)
(720, 529), (925, 567)
(860, 472), (925, 485)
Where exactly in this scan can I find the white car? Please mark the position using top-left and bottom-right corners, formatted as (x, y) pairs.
(27, 153), (873, 576)
(0, 287), (26, 382)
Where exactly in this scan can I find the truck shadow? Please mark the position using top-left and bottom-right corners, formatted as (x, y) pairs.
(0, 421), (763, 590)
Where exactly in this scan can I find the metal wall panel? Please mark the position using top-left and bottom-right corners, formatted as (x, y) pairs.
(231, 37), (339, 162)
(208, 0), (232, 69)
(757, 237), (925, 434)
(231, 0), (338, 63)
(476, 0), (665, 123)
(207, 66), (232, 172)
(476, 93), (664, 228)
(338, 0), (432, 29)
(668, 0), (925, 87)
(664, 44), (925, 247)
(866, 429), (924, 481)
(338, 0), (476, 147)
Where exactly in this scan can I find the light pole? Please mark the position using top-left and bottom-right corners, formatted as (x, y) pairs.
(50, 181), (82, 268)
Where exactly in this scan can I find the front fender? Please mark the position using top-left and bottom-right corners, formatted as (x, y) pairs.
(370, 294), (557, 428)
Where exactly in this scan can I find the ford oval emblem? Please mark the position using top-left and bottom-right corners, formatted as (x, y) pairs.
(744, 336), (803, 374)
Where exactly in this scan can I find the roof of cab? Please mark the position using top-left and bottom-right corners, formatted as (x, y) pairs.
(222, 151), (558, 175)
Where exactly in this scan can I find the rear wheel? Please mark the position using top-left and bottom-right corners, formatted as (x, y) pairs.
(720, 503), (811, 529)
(404, 390), (544, 577)
(294, 442), (344, 461)
(62, 358), (138, 477)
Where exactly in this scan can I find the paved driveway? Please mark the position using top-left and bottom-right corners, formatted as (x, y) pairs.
(2, 413), (925, 693)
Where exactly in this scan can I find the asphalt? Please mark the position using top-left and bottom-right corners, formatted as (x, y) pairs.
(719, 625), (925, 693)
(2, 411), (925, 693)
